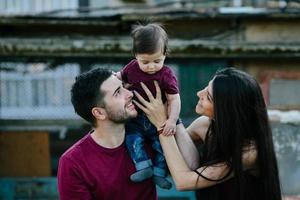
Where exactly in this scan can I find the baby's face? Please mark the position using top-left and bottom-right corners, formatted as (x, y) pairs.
(135, 51), (166, 74)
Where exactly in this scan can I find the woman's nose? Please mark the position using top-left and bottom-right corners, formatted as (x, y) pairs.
(197, 90), (205, 99)
(197, 91), (202, 97)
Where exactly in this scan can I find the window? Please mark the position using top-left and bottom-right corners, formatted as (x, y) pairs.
(0, 63), (80, 119)
(259, 71), (300, 110)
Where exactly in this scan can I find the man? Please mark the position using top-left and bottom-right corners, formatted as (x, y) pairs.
(57, 68), (157, 200)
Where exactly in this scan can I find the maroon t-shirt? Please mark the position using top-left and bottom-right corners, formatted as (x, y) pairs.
(121, 59), (179, 104)
(58, 132), (157, 200)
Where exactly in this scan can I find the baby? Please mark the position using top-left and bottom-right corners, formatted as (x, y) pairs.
(116, 22), (181, 189)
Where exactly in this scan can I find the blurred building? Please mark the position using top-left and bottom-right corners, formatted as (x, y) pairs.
(0, 0), (300, 199)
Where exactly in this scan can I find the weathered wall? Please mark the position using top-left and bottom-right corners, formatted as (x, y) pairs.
(244, 19), (300, 42)
(0, 131), (51, 177)
(272, 122), (300, 195)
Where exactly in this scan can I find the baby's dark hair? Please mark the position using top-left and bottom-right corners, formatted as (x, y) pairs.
(131, 22), (168, 55)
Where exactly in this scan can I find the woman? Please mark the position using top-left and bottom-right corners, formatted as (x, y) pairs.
(134, 68), (281, 200)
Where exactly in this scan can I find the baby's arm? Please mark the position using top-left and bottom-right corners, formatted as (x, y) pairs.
(163, 93), (181, 136)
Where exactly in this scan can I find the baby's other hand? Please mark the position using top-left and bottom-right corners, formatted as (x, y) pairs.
(123, 83), (132, 89)
(114, 71), (122, 80)
(162, 119), (176, 136)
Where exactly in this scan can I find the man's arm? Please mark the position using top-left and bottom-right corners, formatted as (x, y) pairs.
(58, 156), (93, 200)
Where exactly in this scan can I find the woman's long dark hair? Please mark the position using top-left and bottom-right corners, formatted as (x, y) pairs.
(207, 68), (281, 199)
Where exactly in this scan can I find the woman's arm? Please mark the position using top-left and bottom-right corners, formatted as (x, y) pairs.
(186, 116), (210, 141)
(133, 82), (231, 189)
(175, 123), (200, 170)
(134, 81), (256, 190)
(159, 134), (232, 190)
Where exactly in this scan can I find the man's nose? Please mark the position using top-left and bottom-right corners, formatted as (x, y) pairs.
(125, 89), (133, 99)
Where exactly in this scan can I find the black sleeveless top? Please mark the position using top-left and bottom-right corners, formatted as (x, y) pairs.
(194, 139), (262, 200)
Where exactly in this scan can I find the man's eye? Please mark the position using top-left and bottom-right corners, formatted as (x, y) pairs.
(115, 90), (120, 96)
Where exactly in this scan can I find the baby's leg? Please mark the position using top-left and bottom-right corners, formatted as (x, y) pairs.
(125, 116), (153, 182)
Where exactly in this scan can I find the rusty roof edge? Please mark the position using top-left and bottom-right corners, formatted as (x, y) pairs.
(1, 37), (300, 58)
(1, 37), (300, 49)
(0, 7), (300, 22)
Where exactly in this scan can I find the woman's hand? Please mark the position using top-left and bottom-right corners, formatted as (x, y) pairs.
(133, 81), (167, 129)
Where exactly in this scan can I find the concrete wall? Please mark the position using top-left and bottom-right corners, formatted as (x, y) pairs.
(272, 122), (300, 195)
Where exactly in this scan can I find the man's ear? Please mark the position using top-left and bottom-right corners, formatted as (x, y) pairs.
(92, 107), (106, 120)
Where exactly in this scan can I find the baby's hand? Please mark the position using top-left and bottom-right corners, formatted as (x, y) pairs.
(162, 119), (176, 136)
(123, 83), (132, 89)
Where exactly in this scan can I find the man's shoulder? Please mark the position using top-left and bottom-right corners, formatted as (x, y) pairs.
(60, 133), (90, 162)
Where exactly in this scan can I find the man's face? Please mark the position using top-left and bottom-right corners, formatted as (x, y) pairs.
(100, 75), (137, 123)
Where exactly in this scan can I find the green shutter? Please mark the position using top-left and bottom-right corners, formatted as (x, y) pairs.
(178, 61), (226, 120)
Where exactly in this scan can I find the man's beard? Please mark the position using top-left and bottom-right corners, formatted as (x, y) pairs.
(106, 107), (136, 124)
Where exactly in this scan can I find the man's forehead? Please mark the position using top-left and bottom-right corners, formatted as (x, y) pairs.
(100, 75), (122, 94)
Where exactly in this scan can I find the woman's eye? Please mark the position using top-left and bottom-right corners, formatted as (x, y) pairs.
(207, 95), (210, 101)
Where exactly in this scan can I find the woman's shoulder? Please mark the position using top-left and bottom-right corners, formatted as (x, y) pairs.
(187, 116), (211, 141)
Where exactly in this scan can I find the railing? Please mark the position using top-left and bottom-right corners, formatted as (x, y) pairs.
(0, 64), (80, 119)
(0, 0), (78, 15)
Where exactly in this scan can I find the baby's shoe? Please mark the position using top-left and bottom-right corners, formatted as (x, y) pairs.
(153, 175), (172, 190)
(130, 167), (153, 182)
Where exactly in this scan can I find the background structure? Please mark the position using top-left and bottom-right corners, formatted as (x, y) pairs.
(0, 0), (300, 199)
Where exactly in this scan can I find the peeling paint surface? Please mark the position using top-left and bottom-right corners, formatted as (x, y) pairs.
(269, 110), (300, 124)
(272, 123), (300, 195)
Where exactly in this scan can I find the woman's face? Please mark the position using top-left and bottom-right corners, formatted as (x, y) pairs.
(195, 79), (214, 118)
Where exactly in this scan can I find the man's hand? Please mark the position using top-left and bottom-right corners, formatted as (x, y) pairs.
(133, 81), (167, 129)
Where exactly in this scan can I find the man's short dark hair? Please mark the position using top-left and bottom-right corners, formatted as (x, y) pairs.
(71, 68), (112, 126)
(131, 22), (168, 55)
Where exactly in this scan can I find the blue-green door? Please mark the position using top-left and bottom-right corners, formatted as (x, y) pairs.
(178, 61), (226, 121)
